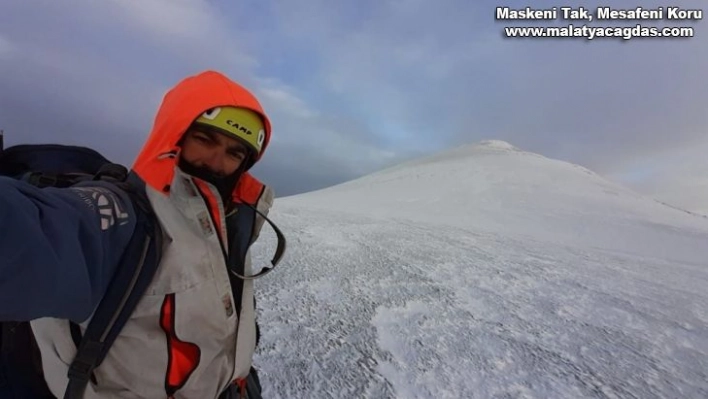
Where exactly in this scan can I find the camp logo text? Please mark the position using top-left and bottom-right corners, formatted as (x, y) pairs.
(226, 120), (254, 136)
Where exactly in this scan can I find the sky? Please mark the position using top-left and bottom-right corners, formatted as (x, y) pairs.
(0, 0), (706, 213)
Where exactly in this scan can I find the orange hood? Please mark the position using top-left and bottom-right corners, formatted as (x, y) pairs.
(132, 70), (272, 204)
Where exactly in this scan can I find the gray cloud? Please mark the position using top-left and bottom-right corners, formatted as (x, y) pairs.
(250, 81), (412, 194)
(273, 0), (708, 158)
(453, 33), (708, 176)
(0, 0), (402, 197)
(256, 0), (708, 204)
(0, 36), (164, 165)
(608, 136), (708, 215)
(0, 3), (244, 162)
(1, 0), (707, 204)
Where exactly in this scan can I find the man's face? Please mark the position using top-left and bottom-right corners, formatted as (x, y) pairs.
(179, 128), (249, 177)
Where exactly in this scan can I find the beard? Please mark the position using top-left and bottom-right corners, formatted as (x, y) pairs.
(177, 158), (242, 204)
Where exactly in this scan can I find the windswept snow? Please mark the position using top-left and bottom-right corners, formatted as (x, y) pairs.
(250, 141), (708, 399)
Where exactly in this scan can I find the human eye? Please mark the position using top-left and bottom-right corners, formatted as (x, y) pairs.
(228, 151), (246, 160)
(191, 132), (213, 144)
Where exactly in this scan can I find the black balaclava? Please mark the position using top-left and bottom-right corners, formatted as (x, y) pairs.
(177, 147), (252, 205)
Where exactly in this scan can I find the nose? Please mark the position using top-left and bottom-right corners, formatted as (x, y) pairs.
(201, 149), (228, 176)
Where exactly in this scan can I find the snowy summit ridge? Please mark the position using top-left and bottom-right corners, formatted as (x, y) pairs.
(281, 139), (707, 260)
(477, 139), (520, 151)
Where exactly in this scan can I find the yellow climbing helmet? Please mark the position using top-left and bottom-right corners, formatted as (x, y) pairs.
(192, 106), (267, 158)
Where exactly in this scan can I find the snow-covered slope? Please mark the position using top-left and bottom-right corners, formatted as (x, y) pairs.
(281, 140), (707, 263)
(250, 140), (708, 399)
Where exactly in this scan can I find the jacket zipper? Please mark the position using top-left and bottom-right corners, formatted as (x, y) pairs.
(191, 179), (242, 389)
(195, 186), (229, 260)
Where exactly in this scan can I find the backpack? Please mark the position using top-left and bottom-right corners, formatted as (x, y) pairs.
(0, 141), (164, 399)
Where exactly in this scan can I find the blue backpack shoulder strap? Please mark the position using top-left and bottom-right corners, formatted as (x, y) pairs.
(64, 172), (163, 399)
